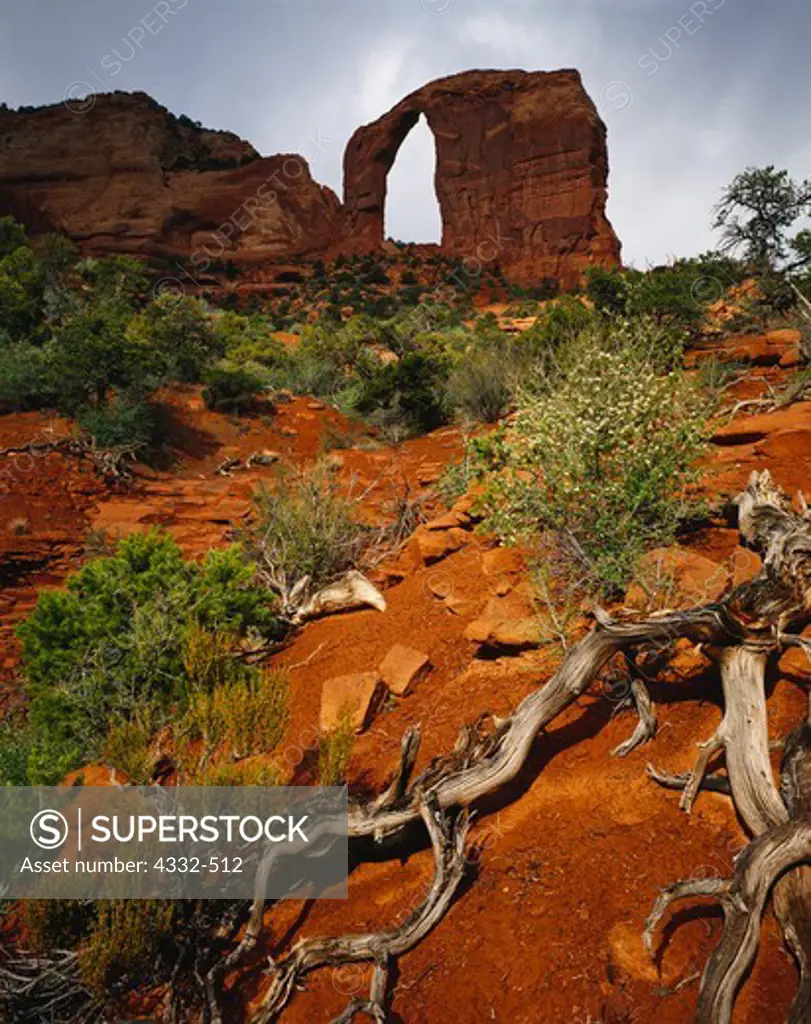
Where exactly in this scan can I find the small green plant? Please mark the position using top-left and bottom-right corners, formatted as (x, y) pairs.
(202, 362), (266, 413)
(182, 668), (289, 762)
(78, 900), (177, 997)
(198, 758), (282, 786)
(23, 899), (92, 955)
(445, 345), (514, 423)
(318, 709), (354, 785)
(76, 396), (155, 451)
(102, 711), (156, 784)
(248, 461), (370, 593)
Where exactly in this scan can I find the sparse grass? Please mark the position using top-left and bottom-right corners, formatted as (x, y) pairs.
(23, 899), (92, 955)
(318, 709), (354, 786)
(102, 710), (156, 784)
(78, 900), (176, 997)
(248, 461), (371, 594)
(198, 758), (282, 786)
(179, 668), (289, 767)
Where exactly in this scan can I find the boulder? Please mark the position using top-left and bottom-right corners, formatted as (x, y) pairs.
(625, 547), (726, 609)
(319, 672), (385, 733)
(481, 546), (525, 577)
(465, 588), (544, 650)
(409, 526), (468, 566)
(379, 644), (431, 696)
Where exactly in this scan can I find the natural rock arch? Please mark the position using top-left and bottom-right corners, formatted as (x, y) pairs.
(340, 68), (621, 288)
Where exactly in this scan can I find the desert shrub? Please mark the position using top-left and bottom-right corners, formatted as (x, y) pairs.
(126, 293), (221, 382)
(181, 668), (289, 762)
(202, 361), (266, 413)
(16, 531), (275, 782)
(521, 295), (596, 360)
(76, 396), (155, 450)
(23, 899), (92, 955)
(353, 351), (449, 437)
(78, 900), (177, 997)
(476, 318), (708, 595)
(46, 306), (150, 413)
(211, 310), (284, 366)
(584, 265), (629, 316)
(0, 342), (50, 410)
(586, 263), (716, 331)
(0, 215), (28, 259)
(0, 713), (34, 786)
(445, 343), (514, 423)
(102, 710), (156, 784)
(318, 709), (354, 785)
(248, 461), (370, 591)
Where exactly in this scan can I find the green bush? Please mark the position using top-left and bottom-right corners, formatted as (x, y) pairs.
(102, 711), (156, 784)
(476, 318), (708, 595)
(0, 713), (33, 786)
(248, 461), (370, 592)
(180, 667), (289, 764)
(445, 344), (514, 423)
(23, 899), (92, 955)
(0, 342), (50, 410)
(353, 351), (449, 437)
(318, 709), (354, 785)
(16, 531), (276, 782)
(77, 396), (155, 450)
(202, 362), (266, 413)
(78, 900), (177, 997)
(126, 293), (221, 382)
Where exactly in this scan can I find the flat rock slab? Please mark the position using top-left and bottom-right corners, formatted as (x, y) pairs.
(320, 671), (385, 733)
(379, 643), (431, 696)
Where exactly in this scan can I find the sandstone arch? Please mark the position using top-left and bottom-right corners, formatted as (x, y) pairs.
(341, 68), (621, 288)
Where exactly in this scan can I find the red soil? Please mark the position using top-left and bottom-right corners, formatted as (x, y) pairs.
(2, 331), (811, 1022)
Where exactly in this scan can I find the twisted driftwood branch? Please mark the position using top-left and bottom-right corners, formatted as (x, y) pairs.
(253, 795), (470, 1022)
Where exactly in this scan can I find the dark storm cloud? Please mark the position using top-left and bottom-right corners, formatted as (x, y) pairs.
(1, 0), (809, 264)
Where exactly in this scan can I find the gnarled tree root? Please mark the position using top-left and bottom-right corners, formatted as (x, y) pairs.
(253, 795), (471, 1023)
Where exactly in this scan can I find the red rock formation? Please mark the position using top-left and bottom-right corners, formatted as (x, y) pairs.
(340, 69), (621, 288)
(1, 73), (621, 287)
(0, 92), (340, 264)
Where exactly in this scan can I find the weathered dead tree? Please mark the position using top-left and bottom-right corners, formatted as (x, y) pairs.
(246, 470), (811, 1023)
(0, 436), (141, 482)
(254, 796), (470, 1023)
(0, 947), (102, 1024)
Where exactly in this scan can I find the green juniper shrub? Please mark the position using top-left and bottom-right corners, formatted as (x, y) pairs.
(15, 531), (277, 783)
(126, 293), (222, 382)
(202, 361), (266, 414)
(76, 396), (156, 451)
(353, 350), (449, 437)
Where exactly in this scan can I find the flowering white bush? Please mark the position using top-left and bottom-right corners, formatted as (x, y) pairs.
(478, 318), (708, 593)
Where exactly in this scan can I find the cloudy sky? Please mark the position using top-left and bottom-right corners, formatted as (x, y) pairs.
(1, 0), (809, 266)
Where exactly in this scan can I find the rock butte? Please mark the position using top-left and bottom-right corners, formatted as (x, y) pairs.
(0, 69), (620, 287)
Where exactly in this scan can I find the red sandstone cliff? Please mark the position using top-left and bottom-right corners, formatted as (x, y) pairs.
(0, 72), (620, 286)
(0, 92), (340, 263)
